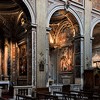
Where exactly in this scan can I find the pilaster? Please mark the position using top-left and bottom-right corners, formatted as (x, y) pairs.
(84, 0), (92, 69)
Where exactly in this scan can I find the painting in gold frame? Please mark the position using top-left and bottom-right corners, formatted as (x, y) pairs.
(19, 43), (27, 76)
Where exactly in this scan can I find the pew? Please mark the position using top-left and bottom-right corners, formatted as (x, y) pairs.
(33, 87), (50, 97)
(16, 94), (36, 100)
(35, 87), (49, 94)
(70, 90), (100, 100)
(36, 93), (58, 100)
(53, 91), (77, 100)
(0, 97), (6, 100)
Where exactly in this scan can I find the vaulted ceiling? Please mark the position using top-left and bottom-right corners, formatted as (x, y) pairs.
(0, 0), (31, 41)
(93, 22), (100, 47)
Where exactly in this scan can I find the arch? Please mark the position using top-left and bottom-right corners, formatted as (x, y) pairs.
(22, 0), (36, 87)
(22, 0), (36, 24)
(90, 18), (100, 37)
(46, 4), (84, 85)
(47, 5), (83, 36)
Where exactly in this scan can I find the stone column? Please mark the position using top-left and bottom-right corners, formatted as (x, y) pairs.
(31, 24), (37, 88)
(46, 27), (51, 84)
(80, 36), (84, 89)
(90, 37), (94, 65)
(4, 38), (8, 80)
(84, 0), (92, 69)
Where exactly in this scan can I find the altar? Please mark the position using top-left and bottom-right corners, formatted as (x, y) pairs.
(60, 72), (74, 84)
(49, 84), (70, 94)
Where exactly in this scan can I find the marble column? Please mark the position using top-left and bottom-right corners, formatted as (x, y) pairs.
(4, 38), (8, 80)
(0, 40), (2, 80)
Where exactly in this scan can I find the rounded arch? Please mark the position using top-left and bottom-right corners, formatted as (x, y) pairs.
(22, 0), (36, 24)
(90, 18), (100, 37)
(47, 5), (83, 36)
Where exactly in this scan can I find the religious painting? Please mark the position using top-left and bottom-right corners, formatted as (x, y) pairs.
(19, 43), (27, 76)
(39, 60), (44, 71)
(60, 46), (73, 72)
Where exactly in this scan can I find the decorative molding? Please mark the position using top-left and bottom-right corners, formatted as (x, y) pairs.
(48, 1), (54, 6)
(91, 15), (96, 20)
(76, 10), (83, 19)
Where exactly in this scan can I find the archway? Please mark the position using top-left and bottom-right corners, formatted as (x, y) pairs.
(47, 9), (82, 85)
(92, 22), (100, 68)
(0, 0), (35, 86)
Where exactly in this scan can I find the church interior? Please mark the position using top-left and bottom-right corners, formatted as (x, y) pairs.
(0, 0), (100, 99)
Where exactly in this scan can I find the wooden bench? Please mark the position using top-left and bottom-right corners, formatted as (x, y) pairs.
(53, 90), (100, 100)
(16, 94), (36, 100)
(0, 97), (6, 100)
(33, 87), (50, 97)
(36, 93), (58, 100)
(53, 91), (77, 100)
(35, 87), (49, 94)
(70, 90), (100, 100)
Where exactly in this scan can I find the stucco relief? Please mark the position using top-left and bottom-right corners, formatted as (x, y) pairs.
(48, 1), (54, 6)
(93, 0), (100, 10)
(73, 9), (84, 25)
(91, 16), (96, 20)
(76, 11), (83, 20)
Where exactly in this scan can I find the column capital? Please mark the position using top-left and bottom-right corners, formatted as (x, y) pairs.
(46, 27), (52, 32)
(90, 37), (94, 40)
(31, 23), (37, 28)
(74, 35), (84, 40)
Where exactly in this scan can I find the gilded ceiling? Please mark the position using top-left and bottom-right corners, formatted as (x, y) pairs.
(0, 0), (31, 41)
(49, 10), (80, 48)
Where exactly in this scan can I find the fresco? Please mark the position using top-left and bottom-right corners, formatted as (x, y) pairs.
(72, 0), (83, 4)
(93, 0), (100, 10)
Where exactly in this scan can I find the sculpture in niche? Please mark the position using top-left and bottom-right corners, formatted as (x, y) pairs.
(39, 60), (44, 71)
(19, 43), (27, 76)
